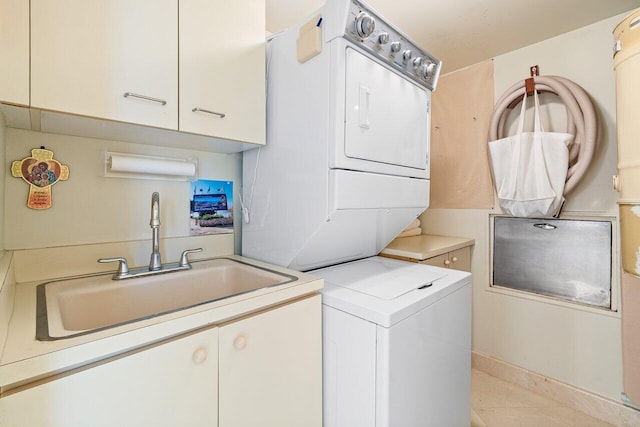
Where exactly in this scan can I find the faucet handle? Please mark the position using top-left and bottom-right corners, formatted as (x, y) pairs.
(179, 248), (203, 268)
(98, 257), (130, 279)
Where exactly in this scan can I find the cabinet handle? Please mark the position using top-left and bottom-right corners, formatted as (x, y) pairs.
(451, 257), (458, 263)
(192, 347), (208, 364)
(233, 335), (247, 350)
(444, 259), (450, 266)
(123, 92), (167, 106)
(192, 107), (226, 118)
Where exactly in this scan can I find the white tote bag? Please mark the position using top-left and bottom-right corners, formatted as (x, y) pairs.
(488, 91), (573, 217)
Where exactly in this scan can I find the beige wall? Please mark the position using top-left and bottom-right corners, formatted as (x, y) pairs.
(4, 128), (242, 258)
(421, 13), (627, 401)
(0, 112), (5, 254)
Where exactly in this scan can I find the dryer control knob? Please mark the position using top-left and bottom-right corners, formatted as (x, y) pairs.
(425, 61), (437, 77)
(418, 61), (437, 80)
(417, 64), (428, 78)
(390, 41), (402, 53)
(402, 50), (413, 62)
(355, 12), (375, 39)
(378, 32), (390, 45)
(413, 57), (424, 68)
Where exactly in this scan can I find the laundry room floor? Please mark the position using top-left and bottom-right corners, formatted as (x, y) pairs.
(471, 369), (614, 427)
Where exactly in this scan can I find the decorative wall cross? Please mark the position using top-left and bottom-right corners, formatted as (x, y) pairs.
(11, 147), (70, 210)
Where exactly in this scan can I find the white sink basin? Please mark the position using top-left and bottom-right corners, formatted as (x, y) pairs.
(37, 258), (296, 340)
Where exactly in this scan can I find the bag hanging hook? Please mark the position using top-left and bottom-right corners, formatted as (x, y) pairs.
(525, 65), (539, 96)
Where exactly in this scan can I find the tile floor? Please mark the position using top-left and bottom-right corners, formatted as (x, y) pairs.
(471, 369), (614, 427)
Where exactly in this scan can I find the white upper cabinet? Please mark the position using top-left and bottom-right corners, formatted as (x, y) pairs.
(26, 0), (265, 146)
(179, 0), (265, 144)
(31, 0), (179, 130)
(0, 0), (29, 106)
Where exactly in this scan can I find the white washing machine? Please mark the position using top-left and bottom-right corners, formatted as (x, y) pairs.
(313, 256), (471, 427)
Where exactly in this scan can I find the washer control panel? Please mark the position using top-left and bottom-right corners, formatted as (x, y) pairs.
(343, 0), (441, 90)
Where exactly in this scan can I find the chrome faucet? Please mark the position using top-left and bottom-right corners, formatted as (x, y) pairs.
(149, 192), (162, 270)
(97, 191), (203, 280)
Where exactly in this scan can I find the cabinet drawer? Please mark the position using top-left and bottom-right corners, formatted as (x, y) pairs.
(419, 247), (471, 272)
(420, 253), (449, 268)
(449, 247), (471, 272)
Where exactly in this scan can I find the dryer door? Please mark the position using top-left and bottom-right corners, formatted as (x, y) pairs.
(343, 47), (430, 172)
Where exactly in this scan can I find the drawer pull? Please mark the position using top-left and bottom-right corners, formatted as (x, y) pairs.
(123, 92), (167, 106)
(444, 259), (450, 266)
(451, 256), (458, 263)
(192, 107), (226, 118)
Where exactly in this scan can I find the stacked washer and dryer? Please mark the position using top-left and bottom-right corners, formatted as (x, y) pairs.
(242, 0), (471, 425)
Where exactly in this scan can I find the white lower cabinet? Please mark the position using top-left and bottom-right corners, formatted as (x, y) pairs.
(219, 294), (322, 427)
(0, 328), (219, 427)
(0, 295), (322, 427)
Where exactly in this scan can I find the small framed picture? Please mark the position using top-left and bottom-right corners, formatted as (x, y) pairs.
(189, 180), (234, 235)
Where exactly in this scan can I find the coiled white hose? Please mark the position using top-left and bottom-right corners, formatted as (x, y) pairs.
(489, 76), (597, 196)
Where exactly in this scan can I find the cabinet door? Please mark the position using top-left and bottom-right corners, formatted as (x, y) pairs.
(448, 247), (471, 272)
(31, 0), (178, 129)
(0, 328), (218, 427)
(0, 0), (29, 105)
(179, 0), (265, 144)
(219, 295), (322, 427)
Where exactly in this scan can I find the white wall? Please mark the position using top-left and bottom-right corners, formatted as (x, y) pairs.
(0, 110), (14, 356)
(421, 12), (627, 401)
(4, 128), (242, 257)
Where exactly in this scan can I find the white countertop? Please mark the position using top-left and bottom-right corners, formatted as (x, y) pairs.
(0, 255), (322, 392)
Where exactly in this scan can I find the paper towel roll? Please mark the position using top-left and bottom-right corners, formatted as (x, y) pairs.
(108, 154), (196, 177)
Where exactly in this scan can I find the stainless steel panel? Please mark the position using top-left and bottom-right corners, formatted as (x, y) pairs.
(493, 217), (612, 308)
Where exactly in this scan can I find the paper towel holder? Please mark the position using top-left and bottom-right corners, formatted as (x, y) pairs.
(104, 151), (198, 181)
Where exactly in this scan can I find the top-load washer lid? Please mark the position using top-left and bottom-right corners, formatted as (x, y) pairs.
(317, 256), (445, 300)
(314, 256), (471, 327)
